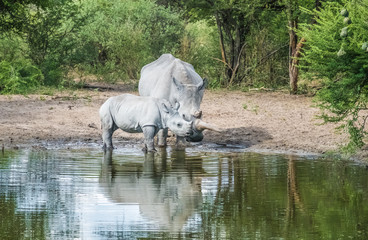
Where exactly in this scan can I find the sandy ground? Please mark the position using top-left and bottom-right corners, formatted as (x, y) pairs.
(0, 84), (365, 160)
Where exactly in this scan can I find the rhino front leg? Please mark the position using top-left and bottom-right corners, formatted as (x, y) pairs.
(157, 128), (168, 147)
(143, 126), (157, 152)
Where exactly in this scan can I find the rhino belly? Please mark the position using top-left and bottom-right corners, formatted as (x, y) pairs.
(114, 117), (143, 133)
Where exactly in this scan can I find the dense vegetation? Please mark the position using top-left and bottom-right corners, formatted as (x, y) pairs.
(0, 0), (367, 150)
(299, 0), (368, 151)
(0, 0), (314, 91)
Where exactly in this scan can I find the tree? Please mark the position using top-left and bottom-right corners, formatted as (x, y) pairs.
(79, 0), (184, 81)
(181, 0), (266, 87)
(282, 0), (322, 94)
(0, 0), (50, 32)
(23, 0), (86, 83)
(175, 0), (318, 89)
(299, 0), (368, 151)
(0, 0), (87, 86)
(285, 0), (302, 94)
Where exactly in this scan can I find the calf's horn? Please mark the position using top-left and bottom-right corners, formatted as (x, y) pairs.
(194, 119), (222, 132)
(193, 110), (202, 118)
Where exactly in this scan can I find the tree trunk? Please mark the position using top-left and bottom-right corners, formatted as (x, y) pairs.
(215, 13), (228, 87)
(289, 19), (298, 94)
(215, 13), (227, 66)
(288, 0), (321, 94)
(215, 11), (245, 87)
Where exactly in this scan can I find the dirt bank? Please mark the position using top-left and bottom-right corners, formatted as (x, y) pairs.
(0, 85), (363, 159)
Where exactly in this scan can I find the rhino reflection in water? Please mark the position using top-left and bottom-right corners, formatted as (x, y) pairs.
(99, 150), (203, 231)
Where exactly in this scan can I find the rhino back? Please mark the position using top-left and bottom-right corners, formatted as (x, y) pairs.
(138, 54), (202, 100)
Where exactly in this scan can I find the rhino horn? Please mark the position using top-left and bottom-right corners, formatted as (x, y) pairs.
(193, 110), (202, 118)
(194, 119), (222, 132)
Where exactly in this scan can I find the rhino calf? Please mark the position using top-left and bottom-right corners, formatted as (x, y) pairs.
(99, 94), (193, 152)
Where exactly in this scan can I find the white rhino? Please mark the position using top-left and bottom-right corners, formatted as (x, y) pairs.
(99, 94), (192, 152)
(139, 54), (219, 146)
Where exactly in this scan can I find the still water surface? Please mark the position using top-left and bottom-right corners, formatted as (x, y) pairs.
(0, 148), (367, 239)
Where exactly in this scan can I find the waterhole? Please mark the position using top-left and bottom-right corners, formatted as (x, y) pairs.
(0, 148), (367, 239)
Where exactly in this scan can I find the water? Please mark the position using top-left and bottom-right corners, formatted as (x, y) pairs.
(0, 148), (367, 239)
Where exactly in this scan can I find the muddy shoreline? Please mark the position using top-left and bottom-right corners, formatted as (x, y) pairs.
(0, 86), (366, 161)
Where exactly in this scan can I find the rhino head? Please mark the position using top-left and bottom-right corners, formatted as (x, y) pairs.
(171, 77), (221, 142)
(159, 100), (193, 138)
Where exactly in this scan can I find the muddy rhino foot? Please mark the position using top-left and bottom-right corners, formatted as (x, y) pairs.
(157, 142), (167, 148)
(102, 144), (114, 151)
(142, 146), (157, 153)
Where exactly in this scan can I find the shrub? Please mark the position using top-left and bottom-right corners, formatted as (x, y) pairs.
(0, 60), (43, 94)
(78, 0), (184, 82)
(299, 0), (368, 151)
(179, 20), (223, 88)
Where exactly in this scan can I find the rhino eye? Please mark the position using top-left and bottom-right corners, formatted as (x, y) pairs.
(177, 123), (182, 128)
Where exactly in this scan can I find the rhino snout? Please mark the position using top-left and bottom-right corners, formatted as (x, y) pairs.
(186, 128), (194, 136)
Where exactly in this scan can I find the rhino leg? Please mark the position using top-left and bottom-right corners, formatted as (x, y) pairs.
(101, 114), (116, 150)
(102, 126), (114, 149)
(157, 128), (168, 147)
(143, 126), (157, 153)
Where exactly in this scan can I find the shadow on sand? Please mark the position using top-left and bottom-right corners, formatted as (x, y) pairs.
(202, 126), (273, 149)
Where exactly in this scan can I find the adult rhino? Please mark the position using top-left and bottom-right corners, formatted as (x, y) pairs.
(139, 54), (218, 146)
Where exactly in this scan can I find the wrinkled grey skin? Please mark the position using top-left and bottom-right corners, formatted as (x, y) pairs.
(139, 54), (206, 146)
(99, 94), (193, 152)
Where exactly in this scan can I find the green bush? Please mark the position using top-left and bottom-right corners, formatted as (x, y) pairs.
(299, 0), (368, 151)
(0, 35), (43, 94)
(78, 0), (184, 82)
(179, 20), (223, 88)
(15, 0), (87, 87)
(0, 35), (28, 63)
(0, 60), (43, 94)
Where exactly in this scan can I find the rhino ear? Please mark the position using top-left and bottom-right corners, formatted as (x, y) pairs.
(161, 101), (171, 114)
(173, 77), (183, 91)
(175, 102), (180, 110)
(198, 78), (208, 91)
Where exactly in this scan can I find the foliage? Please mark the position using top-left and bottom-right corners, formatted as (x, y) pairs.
(0, 34), (27, 63)
(299, 0), (368, 151)
(0, 0), (311, 91)
(21, 0), (87, 85)
(171, 0), (317, 89)
(179, 20), (223, 88)
(0, 0), (51, 32)
(0, 0), (87, 88)
(183, 0), (266, 86)
(0, 60), (43, 94)
(242, 6), (289, 89)
(0, 35), (43, 94)
(78, 0), (184, 82)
